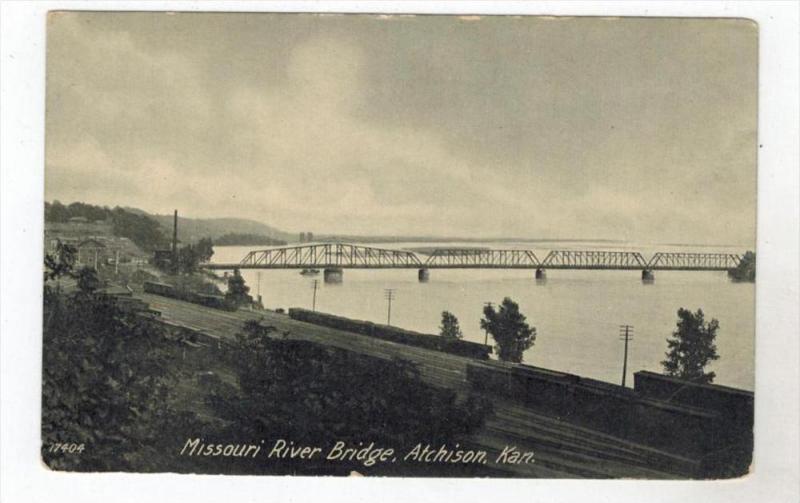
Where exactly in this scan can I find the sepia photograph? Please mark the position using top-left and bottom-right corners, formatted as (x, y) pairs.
(36, 11), (764, 479)
(2, 2), (800, 502)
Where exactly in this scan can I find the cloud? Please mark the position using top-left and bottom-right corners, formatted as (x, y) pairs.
(45, 13), (757, 245)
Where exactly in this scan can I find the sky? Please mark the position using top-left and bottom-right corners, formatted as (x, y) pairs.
(45, 12), (757, 244)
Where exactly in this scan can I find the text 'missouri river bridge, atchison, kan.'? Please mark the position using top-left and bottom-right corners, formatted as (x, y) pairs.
(202, 243), (746, 282)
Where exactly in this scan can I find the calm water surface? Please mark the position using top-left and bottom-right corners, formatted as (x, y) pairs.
(211, 241), (754, 391)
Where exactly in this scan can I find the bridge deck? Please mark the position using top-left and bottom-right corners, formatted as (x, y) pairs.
(203, 263), (735, 271)
(202, 243), (744, 272)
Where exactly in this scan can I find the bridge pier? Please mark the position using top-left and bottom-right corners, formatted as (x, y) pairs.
(535, 268), (546, 280)
(323, 267), (343, 284)
(641, 269), (654, 283)
(418, 268), (430, 282)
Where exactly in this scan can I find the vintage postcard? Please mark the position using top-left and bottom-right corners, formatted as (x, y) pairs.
(41, 11), (757, 479)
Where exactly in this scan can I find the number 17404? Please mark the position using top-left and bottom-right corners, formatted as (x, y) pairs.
(47, 442), (85, 454)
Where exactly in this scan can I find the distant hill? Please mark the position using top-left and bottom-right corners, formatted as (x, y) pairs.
(148, 214), (294, 244)
(49, 201), (293, 247)
(46, 201), (169, 252)
(214, 233), (287, 246)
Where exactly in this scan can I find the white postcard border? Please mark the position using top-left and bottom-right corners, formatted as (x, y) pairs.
(1, 2), (798, 502)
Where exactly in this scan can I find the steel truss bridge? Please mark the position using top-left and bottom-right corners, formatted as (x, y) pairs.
(203, 243), (744, 273)
(236, 243), (423, 269)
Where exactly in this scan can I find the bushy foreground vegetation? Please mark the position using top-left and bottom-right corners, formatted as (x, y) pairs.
(43, 269), (195, 470)
(204, 320), (493, 474)
(42, 250), (492, 474)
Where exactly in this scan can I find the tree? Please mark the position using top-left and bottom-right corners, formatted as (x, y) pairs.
(45, 200), (71, 222)
(44, 240), (77, 282)
(728, 251), (755, 282)
(439, 311), (463, 340)
(195, 237), (214, 263)
(225, 269), (252, 307)
(480, 298), (536, 363)
(168, 240), (215, 274)
(42, 262), (193, 471)
(110, 207), (169, 252)
(662, 308), (720, 384)
(177, 245), (200, 274)
(76, 266), (101, 293)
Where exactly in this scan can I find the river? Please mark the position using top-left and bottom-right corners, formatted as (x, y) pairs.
(210, 241), (755, 391)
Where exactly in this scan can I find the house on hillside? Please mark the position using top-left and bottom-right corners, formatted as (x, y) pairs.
(44, 219), (114, 248)
(105, 237), (149, 266)
(45, 235), (150, 269)
(75, 238), (106, 268)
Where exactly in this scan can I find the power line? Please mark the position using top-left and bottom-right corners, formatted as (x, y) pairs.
(384, 289), (396, 326)
(619, 325), (634, 387)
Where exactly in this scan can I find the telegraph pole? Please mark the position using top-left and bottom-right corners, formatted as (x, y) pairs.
(311, 279), (319, 311)
(256, 271), (262, 307)
(619, 325), (634, 387)
(384, 289), (396, 325)
(483, 301), (494, 345)
(171, 209), (179, 273)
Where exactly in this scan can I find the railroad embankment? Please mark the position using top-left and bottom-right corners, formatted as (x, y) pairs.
(131, 291), (753, 478)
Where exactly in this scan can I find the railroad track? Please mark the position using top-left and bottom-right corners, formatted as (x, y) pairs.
(139, 293), (693, 478)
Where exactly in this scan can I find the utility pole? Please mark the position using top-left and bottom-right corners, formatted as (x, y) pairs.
(171, 209), (179, 274)
(384, 289), (396, 325)
(619, 325), (634, 387)
(256, 271), (262, 307)
(483, 301), (494, 345)
(171, 210), (178, 254)
(311, 279), (319, 311)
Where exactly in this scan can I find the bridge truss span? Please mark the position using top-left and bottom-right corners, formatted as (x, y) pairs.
(541, 250), (649, 269)
(201, 242), (749, 275)
(238, 243), (423, 269)
(423, 248), (540, 268)
(646, 252), (742, 271)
